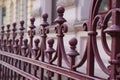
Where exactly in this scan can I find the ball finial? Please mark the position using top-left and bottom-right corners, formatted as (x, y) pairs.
(57, 6), (65, 13)
(48, 38), (54, 45)
(20, 20), (24, 25)
(69, 38), (77, 46)
(34, 39), (40, 44)
(42, 13), (48, 20)
(13, 22), (16, 27)
(30, 17), (35, 23)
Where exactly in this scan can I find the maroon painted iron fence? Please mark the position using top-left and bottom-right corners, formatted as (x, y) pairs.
(0, 0), (120, 80)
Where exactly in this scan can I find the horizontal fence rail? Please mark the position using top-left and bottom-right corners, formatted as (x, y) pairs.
(0, 0), (120, 80)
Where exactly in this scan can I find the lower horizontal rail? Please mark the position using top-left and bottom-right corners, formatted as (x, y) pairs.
(0, 51), (106, 80)
(0, 61), (39, 80)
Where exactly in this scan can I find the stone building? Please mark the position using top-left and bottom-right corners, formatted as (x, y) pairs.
(0, 0), (110, 78)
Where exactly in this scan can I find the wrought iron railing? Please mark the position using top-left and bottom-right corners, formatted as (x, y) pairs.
(0, 0), (120, 80)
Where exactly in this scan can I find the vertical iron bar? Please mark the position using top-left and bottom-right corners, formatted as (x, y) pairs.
(40, 13), (49, 80)
(54, 6), (67, 80)
(0, 26), (4, 79)
(28, 18), (36, 76)
(6, 24), (10, 80)
(104, 0), (120, 79)
(19, 21), (25, 80)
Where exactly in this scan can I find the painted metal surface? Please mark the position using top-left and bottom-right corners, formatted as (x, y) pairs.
(0, 0), (119, 80)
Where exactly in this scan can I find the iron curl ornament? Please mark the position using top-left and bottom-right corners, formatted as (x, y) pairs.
(1, 0), (120, 80)
(82, 0), (120, 80)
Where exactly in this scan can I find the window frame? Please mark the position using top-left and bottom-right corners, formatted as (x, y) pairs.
(51, 0), (57, 24)
(99, 0), (112, 15)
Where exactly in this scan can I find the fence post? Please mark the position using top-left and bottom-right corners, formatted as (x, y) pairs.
(40, 13), (49, 80)
(28, 18), (36, 74)
(104, 0), (120, 79)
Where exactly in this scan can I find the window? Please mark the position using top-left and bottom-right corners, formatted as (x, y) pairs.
(23, 0), (28, 27)
(2, 7), (6, 25)
(42, 0), (57, 24)
(17, 0), (20, 23)
(52, 0), (57, 23)
(99, 0), (111, 13)
(17, 0), (28, 27)
(1, 0), (6, 25)
(10, 2), (14, 23)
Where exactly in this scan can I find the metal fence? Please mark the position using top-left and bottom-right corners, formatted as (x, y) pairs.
(0, 0), (120, 80)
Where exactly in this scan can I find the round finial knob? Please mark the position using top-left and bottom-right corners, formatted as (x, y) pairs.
(24, 39), (28, 45)
(19, 20), (25, 30)
(20, 20), (25, 30)
(1, 25), (4, 29)
(23, 39), (28, 44)
(41, 13), (49, 27)
(20, 20), (24, 25)
(15, 39), (19, 45)
(29, 18), (36, 29)
(45, 38), (55, 54)
(32, 39), (40, 51)
(69, 38), (77, 46)
(7, 24), (10, 32)
(57, 6), (65, 13)
(1, 26), (4, 33)
(67, 38), (79, 57)
(12, 23), (17, 32)
(9, 39), (12, 44)
(13, 22), (16, 27)
(54, 6), (66, 24)
(48, 38), (54, 46)
(7, 24), (10, 28)
(34, 39), (40, 44)
(4, 39), (6, 43)
(30, 17), (35, 23)
(42, 13), (48, 20)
